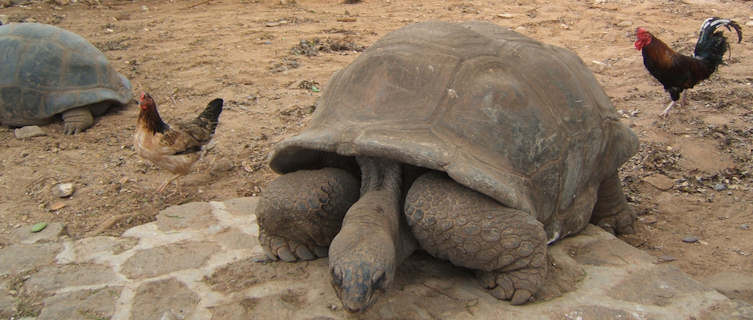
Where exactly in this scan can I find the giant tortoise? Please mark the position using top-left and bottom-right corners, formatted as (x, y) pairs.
(0, 23), (132, 134)
(255, 21), (639, 312)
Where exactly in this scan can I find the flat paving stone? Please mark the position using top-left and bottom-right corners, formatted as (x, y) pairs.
(156, 202), (217, 231)
(37, 286), (122, 320)
(120, 241), (219, 279)
(0, 243), (62, 276)
(703, 271), (753, 305)
(1, 198), (749, 320)
(131, 278), (198, 320)
(9, 222), (66, 244)
(222, 197), (258, 216)
(24, 263), (118, 292)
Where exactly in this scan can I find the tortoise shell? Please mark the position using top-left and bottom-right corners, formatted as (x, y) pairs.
(269, 21), (638, 241)
(0, 23), (132, 126)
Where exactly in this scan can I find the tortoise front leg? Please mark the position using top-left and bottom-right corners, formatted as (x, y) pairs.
(256, 168), (359, 261)
(61, 106), (94, 135)
(590, 172), (636, 235)
(328, 157), (418, 312)
(404, 171), (547, 305)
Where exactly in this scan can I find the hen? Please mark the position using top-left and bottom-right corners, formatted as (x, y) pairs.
(635, 17), (742, 117)
(135, 93), (223, 193)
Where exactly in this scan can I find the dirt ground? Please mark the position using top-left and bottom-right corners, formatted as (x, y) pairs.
(1, 0), (752, 284)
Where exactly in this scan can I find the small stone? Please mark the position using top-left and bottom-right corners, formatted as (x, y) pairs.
(497, 13), (515, 19)
(741, 224), (750, 230)
(617, 20), (633, 27)
(746, 21), (753, 27)
(682, 236), (699, 243)
(639, 215), (657, 224)
(210, 158), (234, 174)
(658, 255), (676, 262)
(141, 5), (149, 11)
(0, 14), (8, 25)
(50, 201), (66, 210)
(52, 183), (75, 198)
(14, 126), (46, 139)
(713, 183), (727, 191)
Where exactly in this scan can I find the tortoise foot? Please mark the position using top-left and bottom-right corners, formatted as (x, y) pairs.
(259, 230), (328, 262)
(62, 106), (94, 135)
(255, 167), (359, 262)
(477, 253), (546, 305)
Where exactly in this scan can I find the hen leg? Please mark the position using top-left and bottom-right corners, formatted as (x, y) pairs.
(157, 174), (182, 193)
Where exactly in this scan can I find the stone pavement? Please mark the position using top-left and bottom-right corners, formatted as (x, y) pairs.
(1, 197), (752, 319)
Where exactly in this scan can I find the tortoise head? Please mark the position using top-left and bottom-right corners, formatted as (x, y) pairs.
(330, 261), (390, 313)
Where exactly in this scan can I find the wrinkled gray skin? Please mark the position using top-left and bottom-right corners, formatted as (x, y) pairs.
(255, 21), (638, 312)
(0, 23), (132, 134)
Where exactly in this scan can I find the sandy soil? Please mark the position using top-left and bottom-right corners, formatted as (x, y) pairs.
(1, 0), (752, 283)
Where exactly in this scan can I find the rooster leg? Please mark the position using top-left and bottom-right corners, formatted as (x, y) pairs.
(660, 100), (676, 118)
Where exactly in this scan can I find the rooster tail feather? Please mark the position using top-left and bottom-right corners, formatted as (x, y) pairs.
(693, 17), (741, 67)
(198, 98), (224, 123)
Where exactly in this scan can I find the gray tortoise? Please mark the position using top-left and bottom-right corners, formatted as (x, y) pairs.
(0, 23), (132, 134)
(256, 21), (639, 312)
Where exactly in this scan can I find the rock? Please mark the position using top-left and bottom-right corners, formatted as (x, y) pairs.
(131, 278), (199, 320)
(702, 271), (753, 304)
(120, 241), (219, 279)
(156, 202), (217, 231)
(0, 243), (62, 276)
(14, 125), (46, 139)
(11, 222), (66, 244)
(658, 255), (676, 262)
(617, 20), (633, 27)
(639, 215), (657, 224)
(644, 174), (674, 191)
(210, 158), (234, 175)
(25, 264), (119, 292)
(497, 13), (515, 19)
(0, 14), (8, 25)
(746, 21), (753, 27)
(682, 236), (699, 243)
(52, 183), (75, 198)
(37, 287), (122, 320)
(742, 224), (750, 230)
(713, 183), (727, 191)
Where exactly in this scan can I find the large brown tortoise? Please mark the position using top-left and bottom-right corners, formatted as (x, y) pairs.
(0, 23), (132, 134)
(255, 21), (639, 312)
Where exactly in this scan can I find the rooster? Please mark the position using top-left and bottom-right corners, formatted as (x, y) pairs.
(135, 93), (223, 193)
(634, 17), (742, 117)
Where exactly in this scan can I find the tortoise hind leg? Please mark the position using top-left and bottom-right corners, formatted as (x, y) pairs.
(404, 171), (547, 305)
(61, 106), (94, 135)
(590, 172), (636, 235)
(256, 167), (359, 261)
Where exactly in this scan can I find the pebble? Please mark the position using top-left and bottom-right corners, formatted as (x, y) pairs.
(497, 13), (515, 19)
(658, 255), (676, 262)
(617, 20), (633, 27)
(0, 14), (8, 25)
(14, 125), (46, 139)
(49, 201), (67, 210)
(746, 21), (753, 27)
(713, 183), (727, 191)
(52, 183), (75, 198)
(211, 158), (234, 174)
(741, 224), (750, 230)
(639, 215), (657, 224)
(682, 236), (699, 243)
